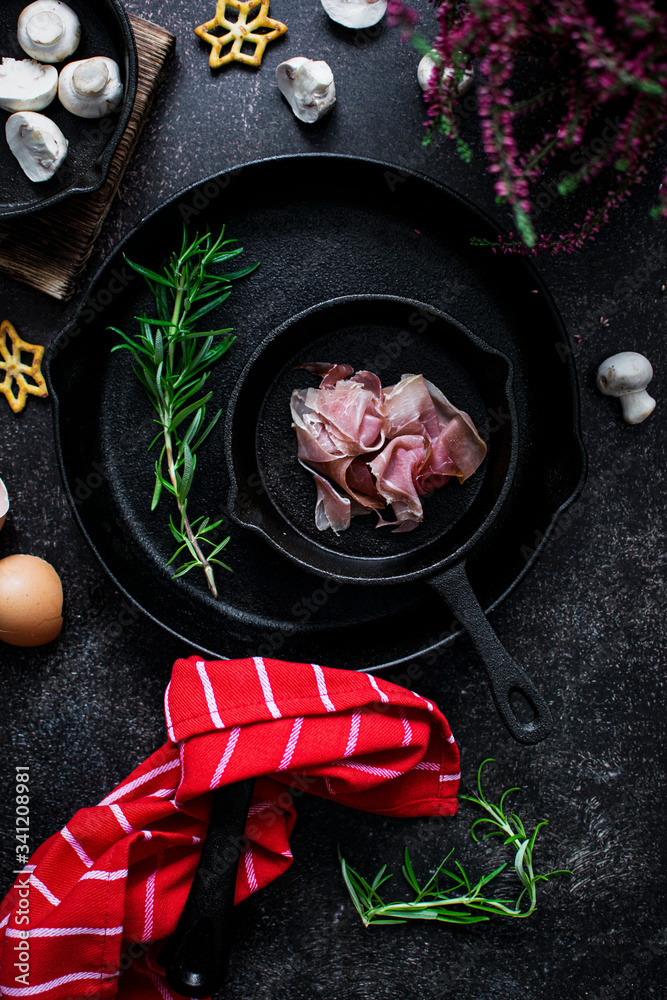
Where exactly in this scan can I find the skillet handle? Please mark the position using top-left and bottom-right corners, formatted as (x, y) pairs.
(158, 777), (256, 998)
(430, 562), (553, 745)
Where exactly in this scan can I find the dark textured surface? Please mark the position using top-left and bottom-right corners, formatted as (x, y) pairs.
(0, 2), (665, 998)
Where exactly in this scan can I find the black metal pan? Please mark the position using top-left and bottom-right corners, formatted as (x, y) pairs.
(47, 154), (586, 680)
(225, 293), (550, 746)
(0, 0), (138, 219)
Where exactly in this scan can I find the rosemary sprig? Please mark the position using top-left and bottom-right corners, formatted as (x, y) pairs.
(110, 224), (257, 597)
(339, 758), (570, 927)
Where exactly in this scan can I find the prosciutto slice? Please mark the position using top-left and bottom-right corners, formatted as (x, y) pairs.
(291, 363), (487, 533)
(310, 467), (353, 533)
(291, 374), (388, 464)
(368, 435), (426, 533)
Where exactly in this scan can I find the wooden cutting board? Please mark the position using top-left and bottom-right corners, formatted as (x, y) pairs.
(0, 17), (176, 302)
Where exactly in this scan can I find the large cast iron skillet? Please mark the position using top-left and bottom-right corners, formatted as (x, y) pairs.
(0, 0), (137, 219)
(47, 154), (585, 683)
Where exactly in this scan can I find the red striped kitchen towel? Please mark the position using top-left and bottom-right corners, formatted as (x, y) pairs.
(0, 655), (460, 999)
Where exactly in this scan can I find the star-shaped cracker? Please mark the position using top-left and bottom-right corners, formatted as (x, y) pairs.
(0, 320), (47, 414)
(195, 0), (287, 69)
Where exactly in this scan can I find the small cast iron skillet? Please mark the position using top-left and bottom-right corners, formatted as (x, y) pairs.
(0, 0), (137, 219)
(160, 294), (553, 997)
(227, 295), (549, 745)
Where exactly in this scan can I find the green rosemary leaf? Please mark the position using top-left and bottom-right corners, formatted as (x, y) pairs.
(155, 280), (171, 317)
(208, 537), (231, 558)
(403, 909), (440, 920)
(209, 558), (232, 571)
(112, 329), (155, 360)
(219, 262), (261, 280)
(195, 273), (233, 290)
(478, 863), (508, 887)
(169, 394), (212, 432)
(172, 375), (208, 406)
(182, 533), (199, 561)
(402, 848), (420, 893)
(165, 543), (189, 566)
(338, 853), (370, 923)
(211, 248), (244, 264)
(192, 408), (223, 451)
(179, 327), (232, 340)
(367, 918), (407, 926)
(202, 518), (224, 534)
(188, 292), (233, 325)
(179, 444), (195, 502)
(168, 515), (183, 542)
(125, 257), (174, 288)
(171, 561), (200, 578)
(455, 860), (472, 894)
(147, 430), (163, 452)
(191, 338), (235, 374)
(438, 913), (490, 924)
(417, 849), (456, 899)
(371, 874), (394, 896)
(189, 516), (209, 534)
(528, 820), (548, 855)
(636, 77), (663, 95)
(511, 821), (528, 848)
(181, 411), (204, 451)
(135, 316), (178, 329)
(469, 817), (496, 842)
(154, 330), (164, 368)
(188, 338), (216, 374)
(151, 474), (163, 511)
(514, 840), (531, 888)
(499, 786), (521, 812)
(154, 360), (164, 404)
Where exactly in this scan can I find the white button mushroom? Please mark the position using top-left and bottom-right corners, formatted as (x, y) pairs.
(596, 352), (656, 424)
(17, 1), (81, 64)
(0, 58), (58, 112)
(321, 0), (387, 29)
(0, 478), (8, 533)
(58, 57), (123, 118)
(5, 111), (68, 182)
(418, 51), (474, 95)
(276, 57), (336, 123)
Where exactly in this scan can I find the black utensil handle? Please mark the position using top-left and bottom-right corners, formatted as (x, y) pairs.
(158, 777), (256, 998)
(430, 562), (553, 745)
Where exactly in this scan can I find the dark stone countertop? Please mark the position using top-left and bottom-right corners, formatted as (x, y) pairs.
(0, 2), (665, 998)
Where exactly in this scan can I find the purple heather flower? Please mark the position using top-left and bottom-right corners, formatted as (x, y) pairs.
(395, 0), (667, 252)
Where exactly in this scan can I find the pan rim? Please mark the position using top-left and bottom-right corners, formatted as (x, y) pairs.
(225, 292), (518, 586)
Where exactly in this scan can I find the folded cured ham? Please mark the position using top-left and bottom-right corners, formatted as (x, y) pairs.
(291, 362), (487, 533)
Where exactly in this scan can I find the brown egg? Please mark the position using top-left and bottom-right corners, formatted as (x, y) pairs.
(0, 554), (63, 647)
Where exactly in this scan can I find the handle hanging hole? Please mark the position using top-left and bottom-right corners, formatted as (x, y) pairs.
(509, 688), (537, 724)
